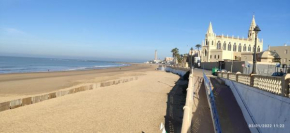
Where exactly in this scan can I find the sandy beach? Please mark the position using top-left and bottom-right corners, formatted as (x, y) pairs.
(0, 64), (157, 102)
(0, 64), (181, 132)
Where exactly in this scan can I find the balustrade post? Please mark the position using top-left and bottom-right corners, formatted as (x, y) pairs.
(250, 75), (256, 87)
(281, 74), (290, 97)
(236, 73), (240, 82)
(227, 73), (229, 79)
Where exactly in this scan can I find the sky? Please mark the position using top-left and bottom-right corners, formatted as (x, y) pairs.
(0, 0), (289, 62)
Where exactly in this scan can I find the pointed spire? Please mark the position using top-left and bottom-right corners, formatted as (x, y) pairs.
(249, 15), (256, 30)
(207, 22), (214, 34)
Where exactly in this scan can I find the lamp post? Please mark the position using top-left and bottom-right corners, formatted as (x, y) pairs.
(251, 25), (261, 74)
(190, 47), (193, 69)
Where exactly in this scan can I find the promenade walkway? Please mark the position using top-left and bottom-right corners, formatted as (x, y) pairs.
(210, 77), (251, 133)
(191, 77), (214, 133)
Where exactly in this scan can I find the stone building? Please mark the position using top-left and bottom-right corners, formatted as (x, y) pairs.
(271, 45), (290, 65)
(201, 16), (263, 62)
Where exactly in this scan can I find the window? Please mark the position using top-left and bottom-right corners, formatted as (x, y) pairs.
(228, 43), (232, 51)
(285, 50), (288, 54)
(238, 43), (242, 52)
(285, 58), (287, 63)
(204, 49), (207, 56)
(257, 46), (260, 52)
(218, 55), (219, 59)
(243, 44), (246, 51)
(210, 55), (212, 59)
(248, 45), (251, 52)
(223, 42), (226, 50)
(217, 41), (221, 49)
(214, 55), (216, 59)
(233, 43), (237, 51)
(212, 41), (214, 45)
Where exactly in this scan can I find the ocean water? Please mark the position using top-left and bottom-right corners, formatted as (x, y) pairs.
(0, 56), (129, 74)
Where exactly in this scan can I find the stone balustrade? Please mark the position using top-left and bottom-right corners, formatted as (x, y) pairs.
(288, 79), (290, 97)
(228, 73), (236, 81)
(217, 72), (290, 97)
(253, 75), (282, 94)
(237, 74), (251, 86)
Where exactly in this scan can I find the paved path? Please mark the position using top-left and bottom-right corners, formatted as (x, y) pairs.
(191, 77), (215, 133)
(210, 77), (251, 133)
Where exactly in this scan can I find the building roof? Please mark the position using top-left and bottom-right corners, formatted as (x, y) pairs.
(259, 50), (281, 59)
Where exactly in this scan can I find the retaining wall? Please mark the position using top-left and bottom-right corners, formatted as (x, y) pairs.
(0, 76), (138, 112)
(221, 78), (290, 133)
(164, 66), (188, 76)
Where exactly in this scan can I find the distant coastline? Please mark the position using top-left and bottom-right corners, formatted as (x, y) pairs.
(0, 56), (132, 74)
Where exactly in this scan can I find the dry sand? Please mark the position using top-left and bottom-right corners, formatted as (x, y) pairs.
(0, 64), (157, 102)
(0, 65), (181, 132)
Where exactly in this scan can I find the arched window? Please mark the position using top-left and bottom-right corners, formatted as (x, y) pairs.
(204, 49), (207, 56)
(217, 41), (221, 49)
(205, 39), (208, 45)
(243, 44), (246, 51)
(233, 43), (237, 51)
(212, 41), (214, 45)
(223, 42), (227, 50)
(228, 43), (232, 51)
(238, 43), (241, 52)
(214, 55), (216, 59)
(257, 46), (260, 52)
(248, 45), (251, 52)
(218, 55), (219, 59)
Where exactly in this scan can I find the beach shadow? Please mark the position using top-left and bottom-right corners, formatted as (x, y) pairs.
(164, 77), (188, 133)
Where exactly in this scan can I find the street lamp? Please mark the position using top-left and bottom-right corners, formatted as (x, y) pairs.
(190, 47), (194, 69)
(251, 25), (261, 74)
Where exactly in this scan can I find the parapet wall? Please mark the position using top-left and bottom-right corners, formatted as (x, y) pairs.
(164, 66), (188, 76)
(0, 76), (138, 112)
(221, 78), (290, 133)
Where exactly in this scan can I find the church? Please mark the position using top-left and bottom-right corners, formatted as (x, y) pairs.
(201, 16), (263, 62)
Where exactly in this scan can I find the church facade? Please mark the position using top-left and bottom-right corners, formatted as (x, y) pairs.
(201, 16), (263, 62)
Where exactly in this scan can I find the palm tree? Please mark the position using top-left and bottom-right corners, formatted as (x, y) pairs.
(195, 44), (202, 58)
(171, 48), (179, 65)
(195, 44), (201, 51)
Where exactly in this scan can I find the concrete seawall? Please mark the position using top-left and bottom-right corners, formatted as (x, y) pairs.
(0, 76), (138, 112)
(221, 78), (290, 133)
(163, 66), (188, 76)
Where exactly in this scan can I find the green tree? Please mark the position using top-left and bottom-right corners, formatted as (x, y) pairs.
(195, 44), (201, 51)
(171, 48), (179, 65)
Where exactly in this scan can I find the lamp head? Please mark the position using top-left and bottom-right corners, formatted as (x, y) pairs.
(254, 25), (261, 33)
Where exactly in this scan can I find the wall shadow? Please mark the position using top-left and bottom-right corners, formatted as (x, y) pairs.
(164, 77), (188, 133)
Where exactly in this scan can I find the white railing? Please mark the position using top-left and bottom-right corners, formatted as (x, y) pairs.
(253, 75), (282, 94)
(181, 70), (195, 133)
(217, 72), (290, 97)
(229, 73), (236, 81)
(238, 74), (251, 86)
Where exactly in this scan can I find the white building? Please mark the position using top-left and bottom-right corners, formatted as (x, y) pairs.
(201, 16), (263, 62)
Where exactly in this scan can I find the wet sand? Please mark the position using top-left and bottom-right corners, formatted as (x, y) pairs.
(0, 70), (180, 132)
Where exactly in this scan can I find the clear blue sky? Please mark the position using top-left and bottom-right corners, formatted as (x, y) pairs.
(0, 0), (289, 62)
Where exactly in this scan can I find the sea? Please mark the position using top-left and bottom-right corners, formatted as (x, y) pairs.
(0, 56), (129, 74)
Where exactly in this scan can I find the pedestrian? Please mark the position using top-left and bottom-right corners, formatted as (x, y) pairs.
(280, 69), (283, 76)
